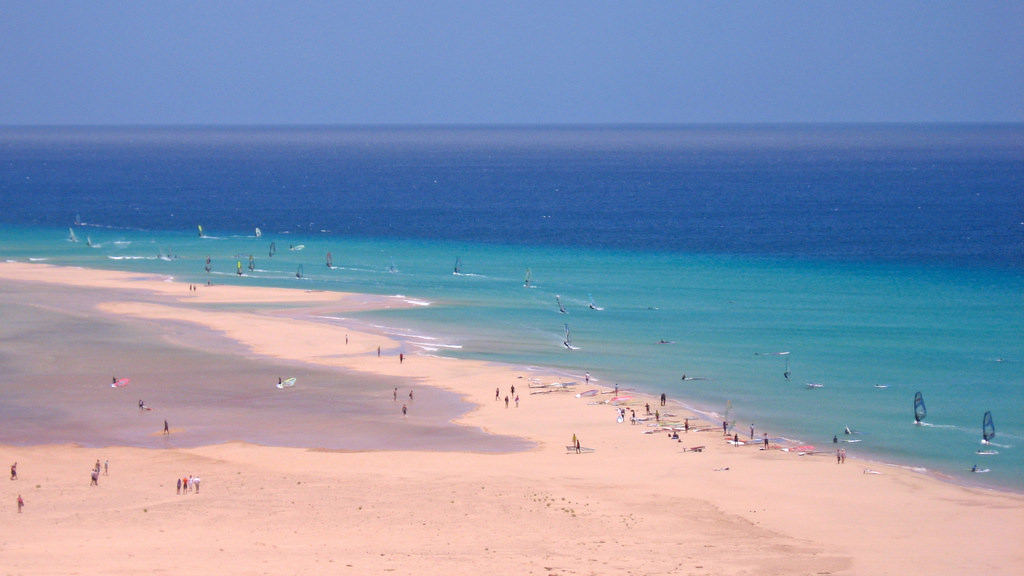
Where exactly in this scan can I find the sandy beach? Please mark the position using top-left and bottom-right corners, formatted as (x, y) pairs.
(0, 261), (1021, 575)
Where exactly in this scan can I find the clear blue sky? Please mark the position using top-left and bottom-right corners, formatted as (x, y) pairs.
(1, 1), (1021, 125)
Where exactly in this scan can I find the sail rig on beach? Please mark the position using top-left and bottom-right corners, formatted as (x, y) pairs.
(914, 391), (926, 424)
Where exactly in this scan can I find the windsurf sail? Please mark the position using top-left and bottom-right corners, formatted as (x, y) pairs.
(563, 323), (572, 349)
(914, 391), (926, 423)
(388, 257), (397, 273)
(111, 378), (130, 388)
(982, 411), (995, 443)
(326, 252), (333, 268)
(269, 242), (276, 257)
(204, 256), (211, 273)
(524, 268), (532, 287)
(68, 227), (78, 243)
(197, 225), (204, 238)
(588, 293), (603, 310)
(248, 254), (255, 271)
(276, 377), (296, 389)
(296, 264), (304, 279)
(556, 295), (566, 314)
(255, 227), (262, 238)
(236, 260), (242, 275)
(784, 357), (791, 380)
(454, 257), (462, 275)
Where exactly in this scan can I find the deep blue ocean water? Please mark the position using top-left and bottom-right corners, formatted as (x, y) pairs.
(1, 125), (1022, 491)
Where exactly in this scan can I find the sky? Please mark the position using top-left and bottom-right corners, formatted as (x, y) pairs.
(1, 1), (1021, 125)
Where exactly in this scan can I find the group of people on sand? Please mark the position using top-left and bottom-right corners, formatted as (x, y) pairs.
(495, 385), (520, 408)
(90, 459), (106, 485)
(176, 475), (200, 494)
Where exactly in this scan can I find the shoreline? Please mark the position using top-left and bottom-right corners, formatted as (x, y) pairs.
(1, 261), (1022, 574)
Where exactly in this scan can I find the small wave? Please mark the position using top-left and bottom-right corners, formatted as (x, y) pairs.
(107, 255), (156, 260)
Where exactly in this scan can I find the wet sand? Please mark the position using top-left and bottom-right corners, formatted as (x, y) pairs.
(0, 269), (526, 452)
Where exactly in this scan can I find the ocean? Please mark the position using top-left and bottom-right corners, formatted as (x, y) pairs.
(1, 125), (1021, 491)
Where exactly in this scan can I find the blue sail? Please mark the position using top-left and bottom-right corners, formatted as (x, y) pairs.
(982, 411), (995, 442)
(914, 391), (926, 423)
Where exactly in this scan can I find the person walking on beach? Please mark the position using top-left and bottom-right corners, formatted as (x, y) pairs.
(660, 392), (666, 406)
(515, 395), (519, 408)
(104, 460), (109, 475)
(10, 462), (16, 480)
(177, 477), (182, 495)
(90, 469), (99, 486)
(399, 353), (404, 364)
(394, 388), (398, 401)
(585, 372), (590, 384)
(163, 420), (169, 435)
(17, 494), (23, 513)
(402, 404), (407, 417)
(645, 403), (651, 415)
(763, 433), (769, 449)
(496, 387), (500, 401)
(840, 448), (846, 464)
(655, 410), (660, 423)
(377, 346), (381, 357)
(504, 395), (509, 408)
(750, 424), (755, 440)
(575, 438), (581, 454)
(722, 420), (728, 435)
(837, 449), (842, 464)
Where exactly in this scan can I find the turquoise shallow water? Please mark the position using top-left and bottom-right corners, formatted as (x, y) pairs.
(3, 224), (1021, 491)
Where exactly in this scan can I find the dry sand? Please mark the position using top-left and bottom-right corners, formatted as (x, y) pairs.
(1, 261), (1021, 575)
